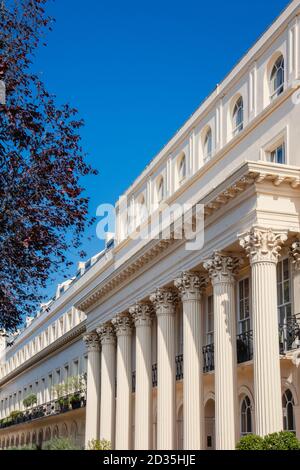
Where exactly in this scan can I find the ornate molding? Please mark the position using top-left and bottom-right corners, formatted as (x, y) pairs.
(97, 323), (116, 346)
(239, 227), (288, 264)
(111, 315), (133, 337)
(129, 303), (153, 327)
(174, 271), (207, 301)
(150, 288), (178, 316)
(83, 332), (100, 352)
(290, 240), (300, 271)
(203, 252), (241, 284)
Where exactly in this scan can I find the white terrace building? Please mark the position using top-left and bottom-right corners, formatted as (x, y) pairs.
(1, 0), (300, 451)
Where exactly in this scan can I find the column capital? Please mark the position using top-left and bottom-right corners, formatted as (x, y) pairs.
(129, 303), (153, 327)
(203, 252), (241, 284)
(290, 240), (300, 271)
(239, 227), (287, 265)
(97, 323), (116, 346)
(83, 332), (100, 353)
(112, 315), (133, 337)
(150, 288), (178, 316)
(174, 271), (207, 301)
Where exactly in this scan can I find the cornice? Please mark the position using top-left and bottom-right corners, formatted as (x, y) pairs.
(0, 322), (86, 387)
(77, 161), (300, 313)
(77, 238), (175, 312)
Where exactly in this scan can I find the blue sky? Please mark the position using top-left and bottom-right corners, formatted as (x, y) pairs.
(34, 0), (290, 301)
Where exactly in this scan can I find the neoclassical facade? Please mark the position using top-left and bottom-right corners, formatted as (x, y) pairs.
(1, 0), (300, 451)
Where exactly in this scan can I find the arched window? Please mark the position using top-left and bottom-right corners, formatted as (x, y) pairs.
(177, 405), (184, 450)
(157, 177), (164, 204)
(233, 97), (244, 136)
(241, 396), (252, 436)
(204, 128), (212, 162)
(137, 195), (147, 226)
(270, 55), (285, 100)
(178, 155), (186, 184)
(282, 389), (295, 432)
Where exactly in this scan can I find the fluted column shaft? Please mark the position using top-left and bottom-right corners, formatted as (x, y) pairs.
(150, 289), (177, 450)
(130, 304), (153, 450)
(175, 272), (205, 450)
(204, 254), (238, 450)
(97, 323), (116, 447)
(83, 333), (101, 448)
(240, 228), (287, 436)
(112, 316), (132, 450)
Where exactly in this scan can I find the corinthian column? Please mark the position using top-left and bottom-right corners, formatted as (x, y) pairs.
(150, 288), (177, 450)
(83, 332), (100, 448)
(240, 227), (287, 436)
(97, 323), (116, 447)
(174, 272), (206, 450)
(112, 315), (132, 450)
(204, 254), (239, 450)
(129, 303), (153, 450)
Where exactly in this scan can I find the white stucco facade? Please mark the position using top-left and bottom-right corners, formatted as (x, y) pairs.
(1, 0), (300, 450)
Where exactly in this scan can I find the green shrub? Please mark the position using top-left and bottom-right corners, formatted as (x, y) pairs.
(236, 434), (264, 450)
(8, 445), (37, 451)
(43, 437), (79, 450)
(237, 431), (300, 450)
(88, 439), (111, 450)
(263, 432), (300, 450)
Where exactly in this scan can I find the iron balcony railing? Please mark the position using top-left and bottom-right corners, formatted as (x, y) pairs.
(203, 344), (214, 373)
(176, 355), (183, 381)
(152, 364), (158, 388)
(237, 330), (253, 364)
(0, 390), (86, 430)
(279, 315), (300, 354)
(130, 320), (300, 393)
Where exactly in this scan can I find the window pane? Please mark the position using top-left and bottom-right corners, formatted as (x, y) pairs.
(283, 259), (289, 280)
(284, 281), (290, 304)
(278, 284), (283, 306)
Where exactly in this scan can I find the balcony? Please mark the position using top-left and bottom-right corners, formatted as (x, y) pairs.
(131, 321), (300, 392)
(279, 316), (300, 354)
(0, 391), (86, 431)
(132, 364), (157, 393)
(176, 355), (183, 381)
(237, 331), (253, 364)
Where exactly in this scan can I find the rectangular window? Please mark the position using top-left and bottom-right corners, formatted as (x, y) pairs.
(238, 278), (251, 333)
(48, 374), (53, 400)
(41, 378), (45, 404)
(270, 144), (285, 164)
(206, 296), (214, 345)
(277, 259), (292, 352)
(277, 259), (292, 324)
(64, 365), (69, 382)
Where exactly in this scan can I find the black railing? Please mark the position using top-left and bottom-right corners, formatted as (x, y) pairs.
(0, 391), (86, 430)
(279, 316), (300, 354)
(176, 355), (184, 381)
(203, 344), (214, 373)
(152, 364), (157, 387)
(237, 330), (253, 364)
